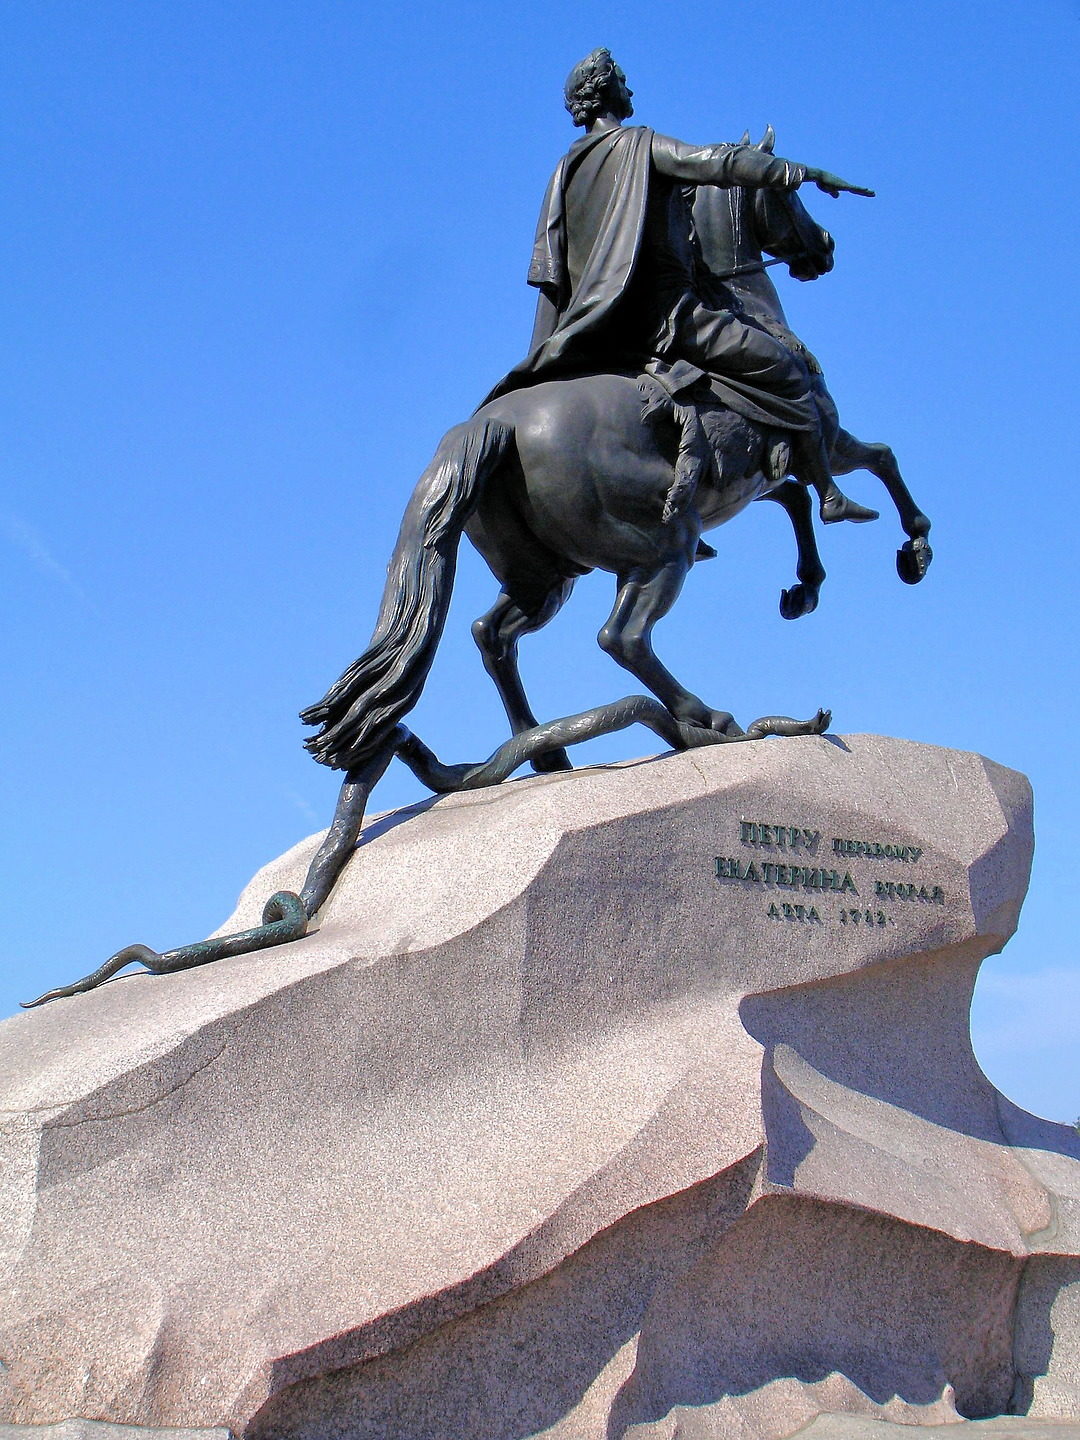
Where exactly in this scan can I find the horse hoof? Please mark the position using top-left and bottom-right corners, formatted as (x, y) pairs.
(707, 710), (745, 738)
(779, 584), (819, 620)
(897, 536), (933, 585)
(532, 748), (573, 774)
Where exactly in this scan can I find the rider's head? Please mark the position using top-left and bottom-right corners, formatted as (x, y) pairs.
(564, 49), (633, 127)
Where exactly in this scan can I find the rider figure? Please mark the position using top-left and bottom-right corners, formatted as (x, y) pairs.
(491, 48), (875, 525)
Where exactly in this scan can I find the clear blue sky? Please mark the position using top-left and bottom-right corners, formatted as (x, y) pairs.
(2, 1), (1077, 1122)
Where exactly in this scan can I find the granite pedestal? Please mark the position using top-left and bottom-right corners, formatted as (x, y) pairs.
(2, 735), (1078, 1439)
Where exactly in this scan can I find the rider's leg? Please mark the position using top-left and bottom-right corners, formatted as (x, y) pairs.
(472, 578), (576, 772)
(597, 552), (742, 736)
(673, 300), (877, 523)
(791, 428), (880, 525)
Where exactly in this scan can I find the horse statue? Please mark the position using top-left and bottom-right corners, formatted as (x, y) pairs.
(693, 125), (932, 597)
(23, 145), (930, 1007)
(299, 155), (930, 780)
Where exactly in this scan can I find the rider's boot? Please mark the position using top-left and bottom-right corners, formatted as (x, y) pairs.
(792, 431), (879, 524)
(817, 479), (880, 524)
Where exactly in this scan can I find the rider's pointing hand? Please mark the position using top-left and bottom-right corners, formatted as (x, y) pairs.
(802, 166), (876, 199)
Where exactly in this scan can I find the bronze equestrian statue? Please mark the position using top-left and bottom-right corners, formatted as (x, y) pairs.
(300, 48), (927, 778)
(24, 50), (931, 1007)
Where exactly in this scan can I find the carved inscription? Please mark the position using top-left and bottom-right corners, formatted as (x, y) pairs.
(713, 815), (948, 928)
(832, 835), (922, 863)
(740, 822), (820, 850)
(767, 902), (822, 923)
(875, 880), (944, 903)
(714, 857), (858, 893)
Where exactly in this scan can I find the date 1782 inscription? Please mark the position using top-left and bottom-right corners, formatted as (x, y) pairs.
(714, 817), (946, 927)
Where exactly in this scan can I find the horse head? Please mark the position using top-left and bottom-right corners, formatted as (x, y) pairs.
(751, 126), (835, 280)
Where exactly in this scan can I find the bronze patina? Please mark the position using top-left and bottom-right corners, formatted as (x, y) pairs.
(25, 50), (931, 1007)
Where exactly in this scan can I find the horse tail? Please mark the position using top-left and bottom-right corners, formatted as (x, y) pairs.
(301, 416), (514, 771)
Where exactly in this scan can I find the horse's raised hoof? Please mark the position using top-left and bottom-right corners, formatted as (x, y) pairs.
(532, 748), (574, 774)
(779, 583), (819, 620)
(897, 536), (933, 584)
(707, 710), (745, 738)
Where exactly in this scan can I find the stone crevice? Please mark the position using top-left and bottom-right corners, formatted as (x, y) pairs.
(2, 1041), (229, 1127)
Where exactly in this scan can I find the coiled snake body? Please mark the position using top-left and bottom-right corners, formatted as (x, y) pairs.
(23, 697), (829, 1008)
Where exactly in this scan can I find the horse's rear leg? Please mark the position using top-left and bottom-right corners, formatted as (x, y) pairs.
(831, 428), (933, 583)
(598, 555), (741, 737)
(472, 579), (576, 772)
(761, 480), (825, 619)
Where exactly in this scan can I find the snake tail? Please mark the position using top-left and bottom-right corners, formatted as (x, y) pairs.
(21, 892), (308, 1008)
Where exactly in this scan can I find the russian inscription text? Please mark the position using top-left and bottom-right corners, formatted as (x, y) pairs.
(718, 815), (947, 928)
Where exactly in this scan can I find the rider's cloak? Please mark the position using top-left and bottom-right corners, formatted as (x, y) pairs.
(485, 125), (818, 432)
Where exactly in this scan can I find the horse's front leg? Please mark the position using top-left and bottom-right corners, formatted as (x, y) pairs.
(597, 552), (742, 737)
(831, 428), (933, 584)
(759, 479), (825, 618)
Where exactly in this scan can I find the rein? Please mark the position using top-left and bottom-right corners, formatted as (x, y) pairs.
(709, 256), (787, 282)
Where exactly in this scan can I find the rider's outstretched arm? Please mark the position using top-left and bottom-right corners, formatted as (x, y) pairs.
(651, 134), (874, 198)
(651, 132), (805, 190)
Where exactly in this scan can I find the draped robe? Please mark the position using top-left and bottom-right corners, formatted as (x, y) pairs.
(486, 125), (819, 432)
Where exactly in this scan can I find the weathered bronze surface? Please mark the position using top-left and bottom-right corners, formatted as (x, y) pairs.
(26, 49), (933, 1005)
(302, 49), (928, 777)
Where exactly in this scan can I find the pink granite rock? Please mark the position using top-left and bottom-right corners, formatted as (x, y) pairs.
(1, 734), (1077, 1439)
